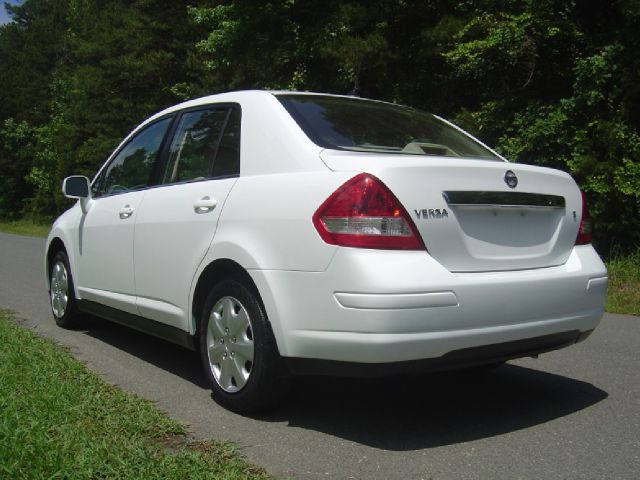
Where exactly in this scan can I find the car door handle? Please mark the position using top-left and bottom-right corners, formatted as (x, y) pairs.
(194, 196), (217, 214)
(119, 205), (134, 219)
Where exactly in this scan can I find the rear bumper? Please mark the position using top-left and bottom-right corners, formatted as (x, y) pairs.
(284, 329), (593, 377)
(250, 245), (607, 365)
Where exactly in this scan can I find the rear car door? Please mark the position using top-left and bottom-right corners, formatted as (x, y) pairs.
(133, 105), (241, 330)
(76, 117), (172, 314)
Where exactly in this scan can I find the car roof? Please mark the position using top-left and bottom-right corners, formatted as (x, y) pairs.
(141, 90), (273, 126)
(142, 90), (389, 127)
(109, 90), (332, 180)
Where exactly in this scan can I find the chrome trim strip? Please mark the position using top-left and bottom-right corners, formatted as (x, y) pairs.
(443, 191), (565, 209)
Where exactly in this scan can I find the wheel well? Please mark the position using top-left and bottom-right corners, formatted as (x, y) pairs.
(46, 238), (67, 281)
(192, 259), (263, 335)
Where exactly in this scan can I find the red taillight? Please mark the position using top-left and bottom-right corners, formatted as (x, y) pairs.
(575, 191), (592, 245)
(313, 173), (425, 250)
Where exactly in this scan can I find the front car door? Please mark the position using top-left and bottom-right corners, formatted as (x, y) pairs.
(134, 105), (241, 330)
(76, 117), (172, 314)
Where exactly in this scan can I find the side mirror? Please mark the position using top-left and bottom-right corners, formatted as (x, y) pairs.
(62, 176), (90, 199)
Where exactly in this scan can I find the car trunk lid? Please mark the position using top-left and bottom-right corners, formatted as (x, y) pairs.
(320, 150), (583, 272)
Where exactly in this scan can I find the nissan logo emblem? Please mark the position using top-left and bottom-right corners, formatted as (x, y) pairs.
(504, 170), (518, 188)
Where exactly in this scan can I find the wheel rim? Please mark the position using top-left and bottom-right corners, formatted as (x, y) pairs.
(206, 296), (254, 393)
(50, 260), (69, 318)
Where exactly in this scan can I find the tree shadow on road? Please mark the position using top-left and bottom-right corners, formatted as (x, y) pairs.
(81, 316), (607, 451)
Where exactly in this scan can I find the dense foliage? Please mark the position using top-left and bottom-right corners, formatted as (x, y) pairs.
(0, 0), (638, 254)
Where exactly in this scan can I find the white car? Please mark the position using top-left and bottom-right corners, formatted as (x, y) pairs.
(45, 91), (608, 412)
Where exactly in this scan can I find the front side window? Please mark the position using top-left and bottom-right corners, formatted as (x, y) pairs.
(100, 117), (171, 196)
(277, 94), (500, 161)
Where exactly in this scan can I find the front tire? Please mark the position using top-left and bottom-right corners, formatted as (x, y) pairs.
(49, 250), (82, 328)
(199, 279), (288, 412)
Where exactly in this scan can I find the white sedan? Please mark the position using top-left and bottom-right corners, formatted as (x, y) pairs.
(45, 91), (607, 412)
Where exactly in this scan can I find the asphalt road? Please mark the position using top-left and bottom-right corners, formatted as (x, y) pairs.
(1, 231), (638, 479)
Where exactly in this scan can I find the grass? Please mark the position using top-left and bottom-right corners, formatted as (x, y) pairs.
(2, 219), (638, 315)
(0, 313), (271, 480)
(605, 249), (640, 316)
(0, 219), (51, 238)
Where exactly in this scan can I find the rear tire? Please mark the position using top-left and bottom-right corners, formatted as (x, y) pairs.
(49, 250), (82, 329)
(199, 279), (288, 412)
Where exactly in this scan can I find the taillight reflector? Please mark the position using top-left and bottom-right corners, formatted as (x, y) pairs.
(313, 173), (425, 250)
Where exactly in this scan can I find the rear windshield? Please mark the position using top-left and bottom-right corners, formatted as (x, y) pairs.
(277, 94), (500, 161)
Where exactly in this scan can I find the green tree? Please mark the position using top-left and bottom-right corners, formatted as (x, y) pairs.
(0, 0), (208, 217)
(443, 0), (640, 252)
(0, 0), (637, 252)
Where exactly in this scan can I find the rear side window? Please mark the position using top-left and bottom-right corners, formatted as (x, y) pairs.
(278, 94), (500, 161)
(162, 106), (241, 184)
(212, 108), (240, 177)
(98, 117), (171, 196)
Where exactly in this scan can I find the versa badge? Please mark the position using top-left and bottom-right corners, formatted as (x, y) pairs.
(415, 208), (449, 219)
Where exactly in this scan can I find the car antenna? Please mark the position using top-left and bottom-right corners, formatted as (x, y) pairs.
(348, 66), (361, 97)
